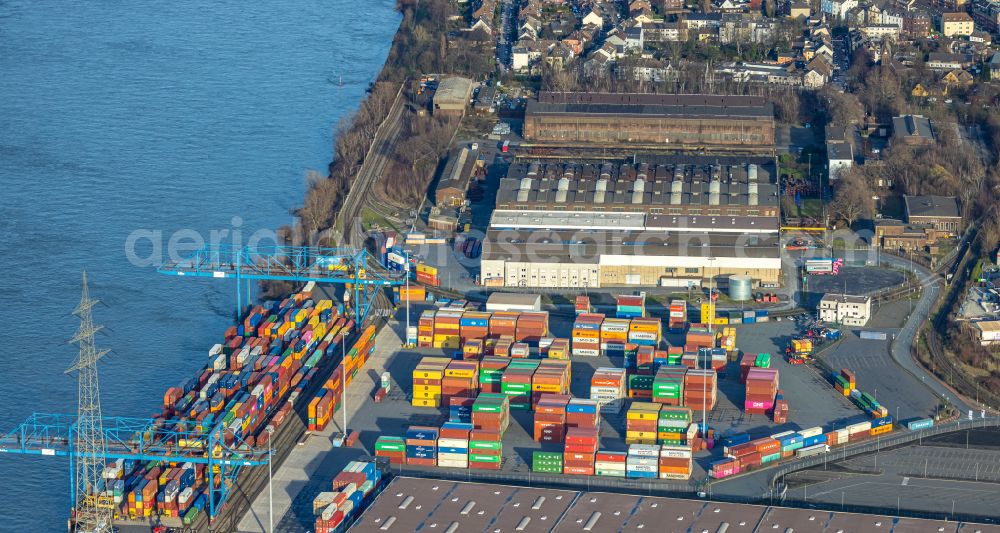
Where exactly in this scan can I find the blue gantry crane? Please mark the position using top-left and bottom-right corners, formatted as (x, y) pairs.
(0, 413), (269, 522)
(156, 244), (407, 323)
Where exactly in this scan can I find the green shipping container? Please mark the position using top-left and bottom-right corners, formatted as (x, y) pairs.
(761, 453), (781, 463)
(755, 353), (771, 368)
(629, 375), (654, 390)
(470, 440), (501, 450)
(469, 453), (501, 463)
(375, 437), (405, 452)
(596, 469), (626, 477)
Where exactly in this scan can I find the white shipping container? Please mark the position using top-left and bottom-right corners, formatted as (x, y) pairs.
(209, 343), (224, 357)
(770, 430), (795, 440)
(798, 427), (823, 438)
(594, 462), (626, 470)
(212, 354), (226, 371)
(437, 459), (469, 468)
(628, 332), (658, 341)
(657, 419), (690, 429)
(836, 429), (849, 441)
(600, 325), (630, 333)
(438, 452), (469, 461)
(795, 444), (829, 457)
(625, 464), (657, 473)
(628, 444), (661, 456)
(574, 349), (601, 357)
(438, 438), (469, 448)
(847, 421), (872, 434)
(659, 472), (691, 480)
(659, 449), (693, 459)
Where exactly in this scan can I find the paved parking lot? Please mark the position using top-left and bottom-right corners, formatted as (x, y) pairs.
(784, 439), (1000, 521)
(813, 302), (941, 423)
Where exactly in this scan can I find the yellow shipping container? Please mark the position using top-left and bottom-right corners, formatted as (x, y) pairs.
(412, 369), (444, 380)
(714, 317), (729, 325)
(316, 299), (333, 311)
(531, 384), (563, 392)
(601, 331), (628, 341)
(657, 431), (684, 440)
(412, 398), (440, 408)
(434, 339), (460, 349)
(412, 385), (442, 395)
(416, 264), (438, 276)
(445, 368), (477, 379)
(572, 329), (600, 339)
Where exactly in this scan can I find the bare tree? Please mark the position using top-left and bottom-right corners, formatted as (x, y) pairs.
(830, 172), (873, 228)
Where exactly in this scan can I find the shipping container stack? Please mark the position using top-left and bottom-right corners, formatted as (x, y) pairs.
(626, 401), (661, 444)
(834, 368), (855, 396)
(738, 353), (756, 383)
(632, 346), (656, 375)
(652, 366), (685, 406)
(744, 368), (779, 415)
(462, 339), (483, 360)
(683, 369), (718, 411)
(374, 436), (406, 464)
(417, 310), (435, 348)
(510, 342), (530, 358)
(594, 451), (627, 477)
(393, 285), (426, 305)
(468, 429), (503, 470)
(501, 360), (538, 410)
(871, 416), (893, 436)
(700, 303), (715, 324)
(442, 360), (479, 405)
(668, 300), (687, 332)
(411, 357), (450, 407)
(448, 396), (475, 423)
(472, 392), (511, 435)
(590, 367), (627, 414)
(626, 444), (659, 479)
(437, 422), (474, 468)
(533, 393), (570, 443)
(773, 390), (789, 424)
(572, 313), (604, 356)
(575, 295), (592, 314)
(489, 311), (519, 339)
(851, 389), (889, 418)
(459, 311), (491, 346)
(772, 430), (805, 457)
(313, 460), (386, 533)
(658, 444), (693, 480)
(308, 366), (341, 431)
(478, 357), (509, 393)
(127, 289), (377, 524)
(627, 317), (661, 347)
(685, 325), (715, 351)
(657, 406), (692, 445)
(563, 426), (600, 475)
(566, 398), (601, 429)
(531, 359), (571, 406)
(515, 311), (549, 343)
(600, 318), (630, 355)
(404, 426), (439, 466)
(717, 327), (737, 355)
(432, 309), (462, 349)
(544, 338), (570, 359)
(494, 336), (513, 357)
(616, 294), (646, 318)
(415, 263), (441, 286)
(627, 373), (654, 399)
(532, 450), (564, 474)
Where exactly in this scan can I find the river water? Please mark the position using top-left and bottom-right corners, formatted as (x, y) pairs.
(0, 0), (399, 529)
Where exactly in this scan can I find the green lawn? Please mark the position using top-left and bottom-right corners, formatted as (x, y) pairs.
(798, 198), (824, 219)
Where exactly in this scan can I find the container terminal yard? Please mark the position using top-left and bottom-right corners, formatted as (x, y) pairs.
(2, 78), (999, 532)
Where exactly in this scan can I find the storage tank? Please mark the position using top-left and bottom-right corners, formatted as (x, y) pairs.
(728, 275), (753, 301)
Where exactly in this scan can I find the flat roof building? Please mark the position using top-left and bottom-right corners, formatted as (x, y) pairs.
(485, 292), (543, 311)
(818, 293), (872, 326)
(351, 478), (998, 533)
(524, 92), (775, 150)
(482, 156), (782, 289)
(435, 147), (479, 207)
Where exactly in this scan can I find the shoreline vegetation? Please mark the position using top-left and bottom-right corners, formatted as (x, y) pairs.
(264, 0), (488, 298)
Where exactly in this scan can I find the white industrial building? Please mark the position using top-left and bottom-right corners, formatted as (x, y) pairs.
(818, 294), (872, 326)
(480, 156), (782, 289)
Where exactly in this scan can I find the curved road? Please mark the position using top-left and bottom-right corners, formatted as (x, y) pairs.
(875, 253), (974, 414)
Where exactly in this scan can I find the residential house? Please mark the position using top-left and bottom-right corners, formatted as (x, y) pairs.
(862, 24), (901, 40)
(972, 0), (1000, 32)
(661, 0), (685, 11)
(926, 52), (974, 70)
(826, 125), (854, 178)
(805, 56), (834, 87)
(902, 12), (931, 38)
(643, 20), (687, 42)
(911, 82), (947, 97)
(685, 12), (723, 29)
(789, 2), (812, 17)
(627, 58), (678, 81)
(822, 0), (858, 19)
(990, 51), (1000, 79)
(880, 8), (905, 27)
(941, 68), (975, 87)
(941, 11), (975, 35)
(892, 115), (935, 145)
(582, 5), (605, 28)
